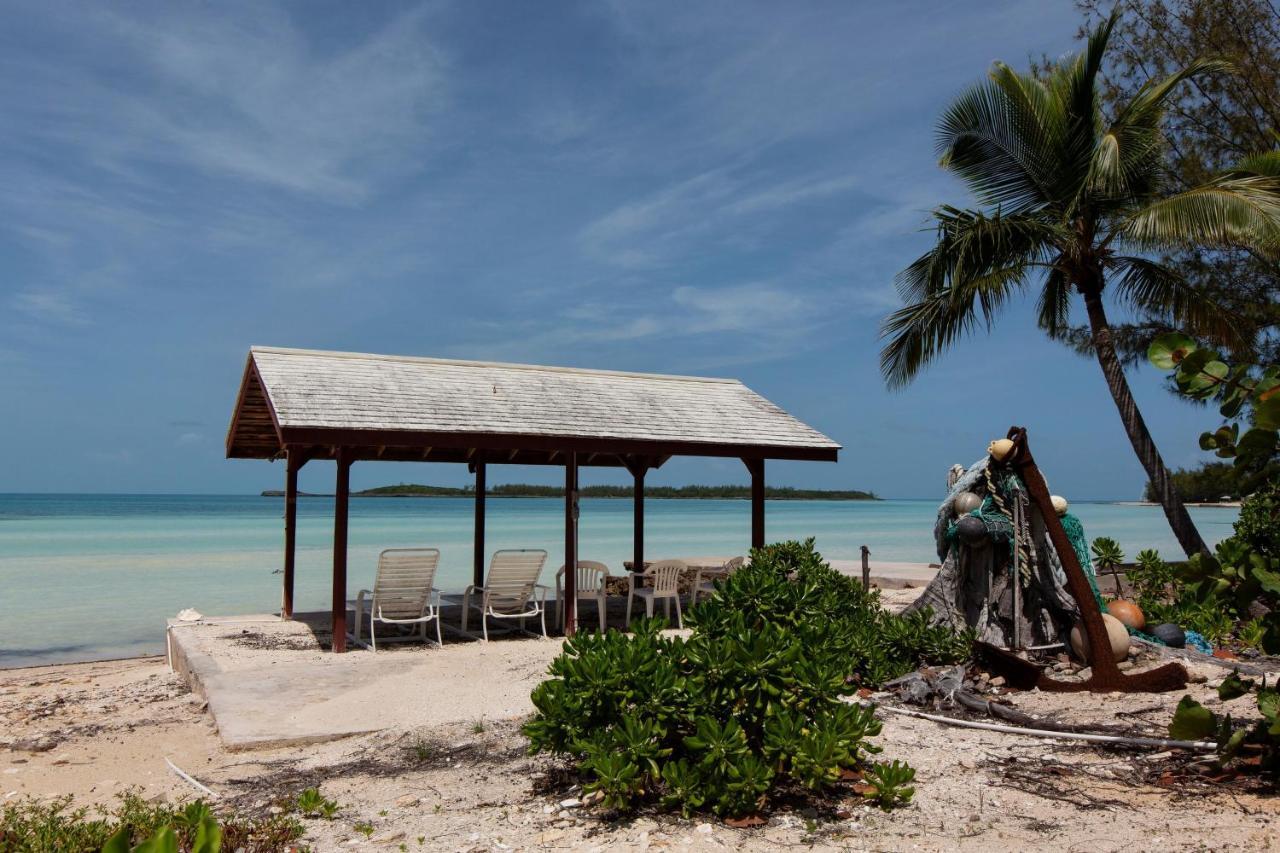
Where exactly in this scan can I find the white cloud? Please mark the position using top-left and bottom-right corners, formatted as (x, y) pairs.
(11, 288), (90, 326)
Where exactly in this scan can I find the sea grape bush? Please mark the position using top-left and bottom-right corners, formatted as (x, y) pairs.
(523, 539), (970, 817)
(1170, 672), (1279, 779)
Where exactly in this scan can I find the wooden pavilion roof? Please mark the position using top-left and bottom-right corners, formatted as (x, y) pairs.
(226, 346), (840, 466)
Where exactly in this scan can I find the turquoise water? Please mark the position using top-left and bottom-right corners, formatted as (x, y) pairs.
(0, 494), (1240, 668)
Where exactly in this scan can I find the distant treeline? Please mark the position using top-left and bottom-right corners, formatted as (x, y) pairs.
(349, 483), (879, 500)
(1144, 461), (1278, 503)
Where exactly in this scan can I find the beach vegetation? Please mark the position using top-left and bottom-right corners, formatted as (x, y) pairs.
(0, 792), (303, 853)
(860, 760), (917, 810)
(879, 8), (1280, 557)
(1143, 461), (1277, 504)
(295, 787), (339, 820)
(1170, 673), (1280, 779)
(523, 539), (970, 818)
(351, 483), (879, 500)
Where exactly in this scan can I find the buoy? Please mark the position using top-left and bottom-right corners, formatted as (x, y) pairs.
(1050, 495), (1069, 516)
(1106, 599), (1145, 631)
(988, 438), (1016, 462)
(1069, 613), (1130, 663)
(955, 515), (990, 547)
(1151, 623), (1186, 648)
(953, 491), (982, 515)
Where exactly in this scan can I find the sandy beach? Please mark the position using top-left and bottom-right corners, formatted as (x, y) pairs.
(4, 586), (1277, 852)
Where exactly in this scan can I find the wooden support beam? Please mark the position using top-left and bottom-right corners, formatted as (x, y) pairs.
(281, 449), (307, 620)
(332, 449), (352, 653)
(633, 465), (646, 576)
(564, 452), (579, 636)
(473, 462), (487, 590)
(743, 458), (765, 550)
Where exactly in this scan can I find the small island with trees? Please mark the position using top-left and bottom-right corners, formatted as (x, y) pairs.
(262, 483), (880, 500)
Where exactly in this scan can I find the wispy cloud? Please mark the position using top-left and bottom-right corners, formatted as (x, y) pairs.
(11, 287), (89, 326)
(50, 3), (448, 201)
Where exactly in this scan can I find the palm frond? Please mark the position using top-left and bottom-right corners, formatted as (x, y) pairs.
(937, 78), (1058, 212)
(880, 264), (1029, 388)
(1122, 174), (1280, 254)
(1107, 256), (1247, 350)
(894, 206), (1061, 303)
(1035, 264), (1072, 338)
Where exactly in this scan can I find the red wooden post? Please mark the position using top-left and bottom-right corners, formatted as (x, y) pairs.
(473, 461), (486, 589)
(331, 449), (352, 653)
(282, 450), (303, 619)
(564, 452), (579, 636)
(744, 458), (765, 549)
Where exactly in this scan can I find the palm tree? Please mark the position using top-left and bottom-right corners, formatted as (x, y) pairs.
(880, 11), (1280, 557)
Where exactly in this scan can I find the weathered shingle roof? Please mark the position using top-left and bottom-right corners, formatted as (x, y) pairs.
(227, 346), (839, 464)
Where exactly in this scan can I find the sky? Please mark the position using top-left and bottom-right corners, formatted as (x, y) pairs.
(0, 0), (1229, 500)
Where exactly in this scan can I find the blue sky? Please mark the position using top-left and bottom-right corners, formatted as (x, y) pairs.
(0, 0), (1225, 499)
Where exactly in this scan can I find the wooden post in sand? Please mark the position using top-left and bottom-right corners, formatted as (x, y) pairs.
(563, 453), (579, 636)
(743, 458), (765, 549)
(331, 449), (352, 653)
(282, 449), (305, 620)
(473, 461), (486, 590)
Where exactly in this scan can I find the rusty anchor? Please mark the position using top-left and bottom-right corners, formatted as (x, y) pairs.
(974, 426), (1189, 693)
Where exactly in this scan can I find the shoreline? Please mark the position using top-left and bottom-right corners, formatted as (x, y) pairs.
(1113, 500), (1242, 508)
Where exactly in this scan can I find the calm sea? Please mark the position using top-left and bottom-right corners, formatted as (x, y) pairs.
(0, 494), (1240, 668)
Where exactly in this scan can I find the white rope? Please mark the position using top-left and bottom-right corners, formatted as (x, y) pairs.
(164, 757), (219, 799)
(866, 702), (1217, 751)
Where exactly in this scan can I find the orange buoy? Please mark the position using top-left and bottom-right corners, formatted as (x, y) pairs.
(1106, 599), (1146, 631)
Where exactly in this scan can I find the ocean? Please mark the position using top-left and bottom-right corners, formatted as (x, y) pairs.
(0, 493), (1241, 668)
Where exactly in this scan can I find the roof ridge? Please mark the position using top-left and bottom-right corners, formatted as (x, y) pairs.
(249, 345), (741, 385)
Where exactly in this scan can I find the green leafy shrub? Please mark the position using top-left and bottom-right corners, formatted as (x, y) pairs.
(0, 793), (302, 853)
(1235, 479), (1280, 560)
(1169, 673), (1279, 778)
(861, 760), (916, 810)
(1122, 548), (1243, 644)
(1181, 535), (1280, 650)
(524, 540), (966, 818)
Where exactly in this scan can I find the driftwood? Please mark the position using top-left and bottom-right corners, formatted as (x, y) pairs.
(1131, 638), (1280, 678)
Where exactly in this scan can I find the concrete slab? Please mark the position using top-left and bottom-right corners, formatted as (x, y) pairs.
(167, 559), (937, 751)
(168, 612), (563, 751)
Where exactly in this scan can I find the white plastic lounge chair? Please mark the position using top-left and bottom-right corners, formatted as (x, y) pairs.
(689, 556), (745, 607)
(349, 548), (442, 650)
(626, 559), (687, 629)
(556, 561), (610, 633)
(461, 549), (550, 641)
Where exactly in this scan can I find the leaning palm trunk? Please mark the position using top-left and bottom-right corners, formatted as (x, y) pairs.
(1083, 290), (1209, 556)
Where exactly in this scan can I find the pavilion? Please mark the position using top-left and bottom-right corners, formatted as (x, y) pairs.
(225, 346), (840, 650)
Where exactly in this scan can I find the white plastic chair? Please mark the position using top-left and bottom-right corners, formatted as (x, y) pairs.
(556, 561), (610, 633)
(690, 556), (745, 607)
(349, 548), (442, 650)
(461, 549), (550, 641)
(626, 559), (687, 629)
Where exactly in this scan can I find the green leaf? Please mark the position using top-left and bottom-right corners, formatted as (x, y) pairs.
(1234, 428), (1278, 467)
(1254, 395), (1280, 431)
(1169, 695), (1216, 740)
(1258, 689), (1280, 724)
(101, 828), (132, 853)
(1217, 672), (1255, 701)
(1149, 333), (1198, 369)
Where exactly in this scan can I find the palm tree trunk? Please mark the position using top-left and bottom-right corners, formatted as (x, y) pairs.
(1082, 289), (1209, 557)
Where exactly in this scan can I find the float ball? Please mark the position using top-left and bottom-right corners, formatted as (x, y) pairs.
(1106, 599), (1146, 631)
(955, 515), (989, 547)
(953, 491), (982, 515)
(1151, 623), (1186, 648)
(1069, 613), (1131, 663)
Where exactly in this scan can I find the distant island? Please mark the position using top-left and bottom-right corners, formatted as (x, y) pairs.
(262, 483), (879, 500)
